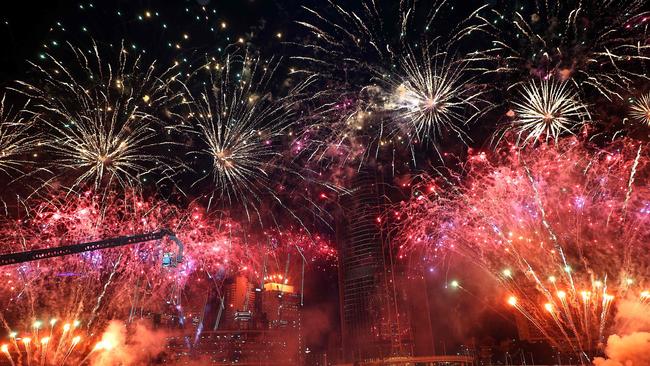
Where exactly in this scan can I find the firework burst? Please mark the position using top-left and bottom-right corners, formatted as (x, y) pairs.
(396, 137), (650, 354)
(475, 0), (650, 99)
(504, 78), (590, 146)
(183, 52), (333, 227)
(187, 54), (288, 210)
(0, 189), (336, 341)
(293, 0), (489, 167)
(14, 41), (183, 195)
(294, 0), (486, 82)
(0, 95), (40, 177)
(385, 50), (490, 156)
(630, 92), (650, 127)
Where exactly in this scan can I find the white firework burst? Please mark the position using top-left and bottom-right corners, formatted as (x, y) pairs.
(15, 42), (182, 193)
(385, 51), (488, 145)
(476, 0), (650, 99)
(508, 79), (589, 146)
(187, 54), (299, 220)
(292, 0), (489, 167)
(0, 95), (40, 176)
(630, 93), (650, 127)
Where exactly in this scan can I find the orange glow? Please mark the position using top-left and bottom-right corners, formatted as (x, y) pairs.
(264, 282), (295, 293)
(507, 296), (517, 306)
(548, 276), (556, 283)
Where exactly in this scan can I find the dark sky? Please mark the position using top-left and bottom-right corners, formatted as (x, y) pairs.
(1, 0), (292, 82)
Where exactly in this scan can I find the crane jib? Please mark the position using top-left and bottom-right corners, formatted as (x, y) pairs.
(0, 229), (183, 267)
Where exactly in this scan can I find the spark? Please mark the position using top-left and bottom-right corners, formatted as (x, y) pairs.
(544, 303), (554, 312)
(507, 296), (518, 306)
(0, 95), (40, 177)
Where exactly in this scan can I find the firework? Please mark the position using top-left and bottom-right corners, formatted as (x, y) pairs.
(14, 41), (184, 195)
(475, 0), (650, 99)
(630, 92), (650, 127)
(185, 53), (289, 214)
(384, 50), (490, 157)
(294, 0), (486, 82)
(397, 137), (650, 354)
(0, 316), (169, 366)
(183, 51), (334, 227)
(292, 0), (489, 167)
(0, 95), (40, 177)
(0, 316), (91, 366)
(503, 78), (590, 146)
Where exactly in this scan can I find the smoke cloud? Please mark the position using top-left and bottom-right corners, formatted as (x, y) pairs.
(592, 298), (650, 366)
(90, 320), (167, 366)
(593, 333), (650, 366)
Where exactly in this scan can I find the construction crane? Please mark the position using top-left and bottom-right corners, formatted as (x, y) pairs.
(0, 228), (184, 267)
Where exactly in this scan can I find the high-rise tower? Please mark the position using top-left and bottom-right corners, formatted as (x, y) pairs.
(337, 169), (413, 362)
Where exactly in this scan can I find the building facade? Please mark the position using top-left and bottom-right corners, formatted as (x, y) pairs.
(164, 275), (304, 365)
(337, 170), (413, 363)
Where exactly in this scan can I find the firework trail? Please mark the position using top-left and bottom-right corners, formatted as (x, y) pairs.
(292, 0), (490, 168)
(396, 137), (650, 355)
(474, 0), (650, 99)
(0, 316), (169, 366)
(14, 41), (184, 196)
(0, 318), (88, 366)
(499, 78), (591, 146)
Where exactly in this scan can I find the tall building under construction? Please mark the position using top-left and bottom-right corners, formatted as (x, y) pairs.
(336, 169), (414, 363)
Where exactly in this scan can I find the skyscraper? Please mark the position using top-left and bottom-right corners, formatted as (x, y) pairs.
(337, 169), (413, 362)
(261, 279), (303, 365)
